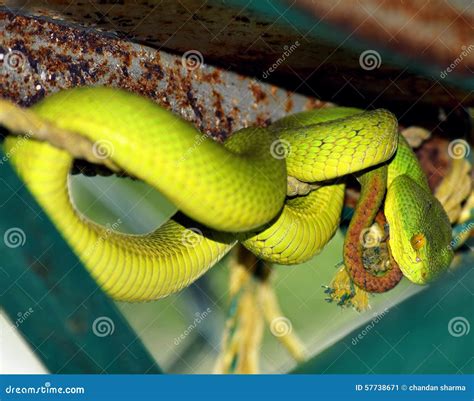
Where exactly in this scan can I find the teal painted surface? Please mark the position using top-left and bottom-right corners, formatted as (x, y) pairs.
(293, 251), (474, 374)
(0, 150), (161, 374)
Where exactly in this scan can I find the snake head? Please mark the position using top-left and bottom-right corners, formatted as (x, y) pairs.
(385, 176), (454, 285)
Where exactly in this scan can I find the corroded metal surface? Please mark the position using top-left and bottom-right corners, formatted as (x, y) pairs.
(0, 6), (465, 183)
(0, 10), (321, 141)
(1, 1), (471, 107)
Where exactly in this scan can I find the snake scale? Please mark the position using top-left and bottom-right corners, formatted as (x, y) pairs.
(3, 87), (453, 301)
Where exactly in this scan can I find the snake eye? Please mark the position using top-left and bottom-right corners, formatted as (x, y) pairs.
(410, 233), (426, 251)
(410, 233), (426, 263)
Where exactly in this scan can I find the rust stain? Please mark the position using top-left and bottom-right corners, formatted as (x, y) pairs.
(249, 82), (268, 103)
(284, 91), (293, 113)
(201, 70), (222, 85)
(211, 89), (233, 139)
(3, 0), (471, 107)
(0, 11), (314, 141)
(304, 97), (325, 110)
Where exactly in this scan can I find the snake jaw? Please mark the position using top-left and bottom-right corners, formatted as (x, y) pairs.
(402, 241), (454, 285)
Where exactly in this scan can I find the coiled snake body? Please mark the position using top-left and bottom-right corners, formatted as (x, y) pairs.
(4, 87), (453, 301)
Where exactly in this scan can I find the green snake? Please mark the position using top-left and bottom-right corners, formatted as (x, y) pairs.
(2, 87), (453, 301)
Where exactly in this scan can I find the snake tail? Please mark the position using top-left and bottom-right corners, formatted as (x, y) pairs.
(344, 166), (403, 293)
(6, 135), (237, 301)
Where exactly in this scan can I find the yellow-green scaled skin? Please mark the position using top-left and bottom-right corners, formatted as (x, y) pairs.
(4, 87), (452, 301)
(385, 135), (453, 284)
(242, 107), (398, 264)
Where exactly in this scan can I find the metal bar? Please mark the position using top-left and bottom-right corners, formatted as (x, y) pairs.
(0, 152), (162, 374)
(1, 1), (471, 107)
(0, 8), (317, 141)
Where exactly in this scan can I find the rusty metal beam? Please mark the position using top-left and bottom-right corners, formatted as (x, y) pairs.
(0, 9), (320, 141)
(1, 1), (471, 108)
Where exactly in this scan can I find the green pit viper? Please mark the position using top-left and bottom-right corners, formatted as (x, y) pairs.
(2, 87), (453, 301)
